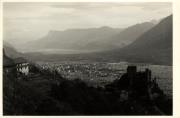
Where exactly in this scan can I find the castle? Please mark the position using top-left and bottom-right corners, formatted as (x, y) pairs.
(105, 65), (162, 101)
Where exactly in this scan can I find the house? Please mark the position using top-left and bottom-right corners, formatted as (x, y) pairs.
(3, 48), (30, 78)
(14, 57), (29, 76)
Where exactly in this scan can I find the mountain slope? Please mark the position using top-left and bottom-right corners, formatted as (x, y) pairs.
(22, 22), (154, 53)
(3, 41), (22, 58)
(89, 22), (154, 49)
(22, 27), (122, 52)
(108, 15), (172, 65)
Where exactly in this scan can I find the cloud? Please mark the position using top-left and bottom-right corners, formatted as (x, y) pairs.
(50, 2), (172, 11)
(138, 2), (172, 11)
(3, 2), (172, 47)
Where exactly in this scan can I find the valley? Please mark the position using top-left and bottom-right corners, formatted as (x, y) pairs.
(35, 61), (172, 97)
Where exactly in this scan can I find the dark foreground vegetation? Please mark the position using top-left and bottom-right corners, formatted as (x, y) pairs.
(3, 64), (172, 115)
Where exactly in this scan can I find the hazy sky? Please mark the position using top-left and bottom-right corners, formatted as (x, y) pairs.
(3, 2), (172, 45)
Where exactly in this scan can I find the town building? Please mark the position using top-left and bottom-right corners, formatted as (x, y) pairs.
(14, 57), (29, 76)
(3, 49), (29, 76)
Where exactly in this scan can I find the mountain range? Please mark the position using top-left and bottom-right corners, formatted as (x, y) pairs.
(103, 15), (172, 65)
(3, 15), (172, 65)
(20, 22), (154, 53)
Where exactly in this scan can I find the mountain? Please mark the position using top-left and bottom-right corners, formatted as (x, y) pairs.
(21, 22), (154, 53)
(98, 22), (155, 48)
(107, 15), (172, 65)
(3, 41), (22, 58)
(22, 27), (122, 52)
(23, 15), (172, 65)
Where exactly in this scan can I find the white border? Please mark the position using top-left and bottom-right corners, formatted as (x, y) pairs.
(1, 0), (180, 117)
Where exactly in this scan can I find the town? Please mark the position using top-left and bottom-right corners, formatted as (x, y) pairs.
(36, 61), (126, 87)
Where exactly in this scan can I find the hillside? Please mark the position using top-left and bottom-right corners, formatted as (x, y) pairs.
(94, 22), (154, 49)
(3, 63), (172, 115)
(3, 41), (22, 59)
(107, 15), (172, 65)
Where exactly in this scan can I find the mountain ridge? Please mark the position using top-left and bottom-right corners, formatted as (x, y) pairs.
(105, 15), (172, 65)
(20, 22), (154, 53)
(3, 41), (22, 59)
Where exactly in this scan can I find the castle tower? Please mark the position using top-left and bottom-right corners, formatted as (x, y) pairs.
(145, 69), (151, 82)
(127, 66), (137, 89)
